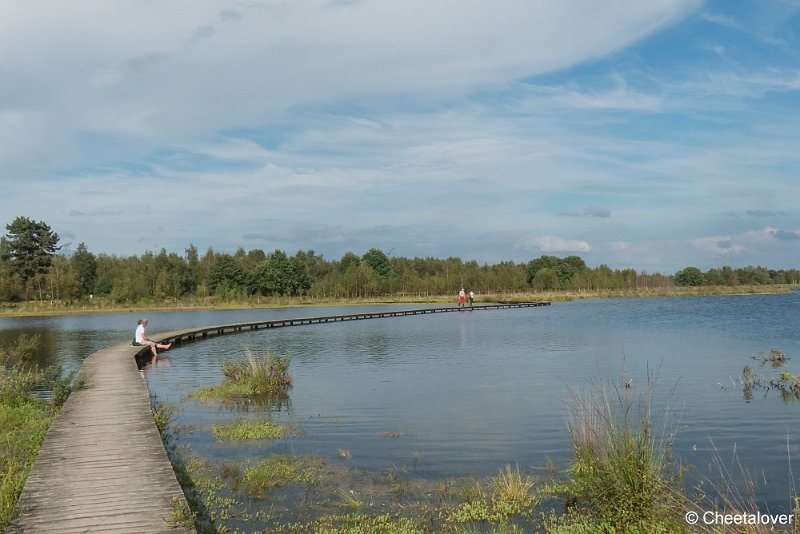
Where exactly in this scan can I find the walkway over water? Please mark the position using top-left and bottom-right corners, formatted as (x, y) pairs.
(9, 339), (194, 534)
(10, 301), (548, 532)
(154, 302), (552, 348)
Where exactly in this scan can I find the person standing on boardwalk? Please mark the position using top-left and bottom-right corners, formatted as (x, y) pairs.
(133, 319), (172, 360)
(458, 288), (466, 308)
(468, 289), (474, 307)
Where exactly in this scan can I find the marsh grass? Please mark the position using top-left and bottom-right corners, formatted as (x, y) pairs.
(443, 466), (538, 528)
(243, 454), (324, 496)
(211, 419), (288, 441)
(491, 465), (535, 505)
(0, 333), (40, 363)
(691, 441), (793, 534)
(166, 494), (195, 529)
(189, 347), (293, 403)
(338, 488), (371, 511)
(151, 398), (176, 436)
(275, 512), (427, 534)
(0, 399), (53, 529)
(223, 347), (292, 394)
(559, 372), (687, 532)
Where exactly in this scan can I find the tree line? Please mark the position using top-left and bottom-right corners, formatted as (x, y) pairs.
(1, 216), (798, 303)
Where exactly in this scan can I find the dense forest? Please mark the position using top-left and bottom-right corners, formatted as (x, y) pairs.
(1, 217), (798, 303)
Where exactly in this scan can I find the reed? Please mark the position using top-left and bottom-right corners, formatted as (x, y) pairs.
(561, 372), (687, 532)
(222, 347), (292, 395)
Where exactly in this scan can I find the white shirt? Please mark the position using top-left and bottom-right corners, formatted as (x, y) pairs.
(135, 324), (146, 343)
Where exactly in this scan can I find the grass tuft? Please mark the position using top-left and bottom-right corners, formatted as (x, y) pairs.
(189, 346), (293, 402)
(211, 419), (287, 441)
(242, 454), (324, 496)
(559, 372), (687, 532)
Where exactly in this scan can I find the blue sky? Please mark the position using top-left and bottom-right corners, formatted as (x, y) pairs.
(1, 0), (798, 272)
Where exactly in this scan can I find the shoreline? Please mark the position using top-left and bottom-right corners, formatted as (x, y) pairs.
(0, 285), (794, 318)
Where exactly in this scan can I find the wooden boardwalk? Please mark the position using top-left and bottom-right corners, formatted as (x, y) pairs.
(8, 341), (194, 534)
(152, 302), (552, 349)
(10, 302), (548, 532)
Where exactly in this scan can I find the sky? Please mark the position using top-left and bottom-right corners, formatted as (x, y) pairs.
(1, 0), (799, 273)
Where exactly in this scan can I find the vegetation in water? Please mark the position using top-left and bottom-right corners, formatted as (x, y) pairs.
(0, 335), (82, 531)
(211, 419), (289, 441)
(240, 454), (325, 496)
(550, 375), (688, 533)
(0, 334), (40, 364)
(752, 348), (790, 366)
(740, 349), (800, 400)
(160, 356), (800, 533)
(189, 347), (292, 403)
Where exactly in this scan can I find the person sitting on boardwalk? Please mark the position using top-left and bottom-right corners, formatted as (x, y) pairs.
(132, 319), (171, 359)
(458, 288), (466, 308)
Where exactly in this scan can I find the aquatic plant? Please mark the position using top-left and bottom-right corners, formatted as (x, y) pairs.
(337, 488), (371, 511)
(0, 333), (40, 363)
(242, 454), (324, 496)
(276, 512), (426, 533)
(491, 465), (535, 506)
(190, 347), (293, 404)
(166, 494), (195, 529)
(150, 397), (176, 436)
(753, 349), (790, 367)
(560, 374), (687, 532)
(223, 347), (292, 394)
(211, 419), (287, 441)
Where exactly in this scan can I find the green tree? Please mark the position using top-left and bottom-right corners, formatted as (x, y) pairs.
(70, 243), (97, 297)
(531, 267), (559, 290)
(362, 248), (392, 278)
(3, 217), (61, 285)
(208, 254), (248, 296)
(675, 267), (705, 286)
(250, 250), (292, 296)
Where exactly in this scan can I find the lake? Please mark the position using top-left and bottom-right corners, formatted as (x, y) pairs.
(3, 292), (799, 528)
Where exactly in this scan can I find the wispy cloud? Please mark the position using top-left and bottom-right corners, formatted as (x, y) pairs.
(690, 235), (746, 256)
(520, 235), (592, 253)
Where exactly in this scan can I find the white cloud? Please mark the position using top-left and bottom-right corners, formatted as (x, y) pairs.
(0, 1), (699, 171)
(521, 235), (592, 252)
(689, 226), (800, 258)
(689, 235), (745, 255)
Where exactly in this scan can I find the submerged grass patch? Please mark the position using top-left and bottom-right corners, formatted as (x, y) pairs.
(277, 512), (427, 534)
(243, 454), (324, 496)
(211, 419), (288, 441)
(188, 382), (253, 401)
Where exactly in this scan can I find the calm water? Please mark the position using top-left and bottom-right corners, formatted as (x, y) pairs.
(3, 293), (800, 521)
